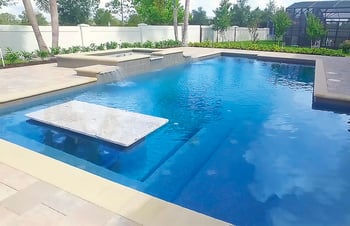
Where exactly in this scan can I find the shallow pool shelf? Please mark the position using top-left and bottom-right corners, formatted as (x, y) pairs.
(26, 100), (168, 147)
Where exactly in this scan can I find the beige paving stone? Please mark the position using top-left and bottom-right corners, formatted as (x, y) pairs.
(16, 203), (64, 226)
(0, 164), (38, 190)
(43, 190), (88, 216)
(2, 171), (38, 191)
(104, 215), (142, 226)
(0, 183), (17, 201)
(0, 63), (96, 103)
(1, 181), (60, 215)
(58, 202), (114, 226)
(0, 206), (19, 226)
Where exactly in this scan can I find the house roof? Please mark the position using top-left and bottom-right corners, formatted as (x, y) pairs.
(287, 1), (350, 9)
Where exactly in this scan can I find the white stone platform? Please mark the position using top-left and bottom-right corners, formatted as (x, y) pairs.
(26, 100), (168, 147)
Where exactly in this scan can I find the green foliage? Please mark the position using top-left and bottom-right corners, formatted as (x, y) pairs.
(142, 40), (153, 48)
(190, 7), (209, 25)
(340, 40), (350, 54)
(4, 48), (21, 64)
(94, 8), (121, 26)
(212, 0), (232, 34)
(50, 47), (61, 56)
(21, 51), (33, 61)
(97, 43), (106, 51)
(127, 13), (142, 25)
(0, 0), (12, 8)
(58, 0), (99, 25)
(18, 11), (49, 25)
(71, 46), (81, 53)
(133, 0), (184, 25)
(189, 41), (345, 56)
(106, 41), (119, 49)
(154, 40), (182, 48)
(0, 13), (19, 25)
(120, 40), (181, 49)
(271, 9), (292, 44)
(105, 0), (135, 24)
(306, 13), (326, 45)
(231, 0), (250, 27)
(35, 50), (49, 60)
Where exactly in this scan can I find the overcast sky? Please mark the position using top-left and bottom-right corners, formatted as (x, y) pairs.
(1, 0), (314, 19)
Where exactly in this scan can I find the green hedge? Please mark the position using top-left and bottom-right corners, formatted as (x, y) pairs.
(189, 41), (345, 57)
(1, 40), (183, 66)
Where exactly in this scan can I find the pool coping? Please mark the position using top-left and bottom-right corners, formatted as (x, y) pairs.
(1, 47), (349, 226)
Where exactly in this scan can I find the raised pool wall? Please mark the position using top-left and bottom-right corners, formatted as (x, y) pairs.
(57, 48), (191, 79)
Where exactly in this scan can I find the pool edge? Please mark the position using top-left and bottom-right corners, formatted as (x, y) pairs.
(0, 139), (232, 226)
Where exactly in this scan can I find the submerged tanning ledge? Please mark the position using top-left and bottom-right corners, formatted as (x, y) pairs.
(26, 100), (168, 147)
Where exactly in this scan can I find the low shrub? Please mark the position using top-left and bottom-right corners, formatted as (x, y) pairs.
(35, 50), (50, 60)
(20, 51), (33, 61)
(106, 41), (118, 49)
(189, 41), (345, 57)
(4, 48), (21, 64)
(50, 47), (61, 56)
(340, 40), (350, 54)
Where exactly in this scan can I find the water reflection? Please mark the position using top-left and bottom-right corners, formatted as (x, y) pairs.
(269, 63), (314, 90)
(30, 120), (148, 178)
(244, 111), (350, 226)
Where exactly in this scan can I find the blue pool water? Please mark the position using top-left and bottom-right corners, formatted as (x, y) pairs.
(1, 56), (350, 226)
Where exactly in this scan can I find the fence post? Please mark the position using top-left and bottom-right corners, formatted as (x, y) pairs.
(78, 24), (90, 47)
(138, 23), (147, 43)
(0, 48), (5, 67)
(233, 26), (238, 42)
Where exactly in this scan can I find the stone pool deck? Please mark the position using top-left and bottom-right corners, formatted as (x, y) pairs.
(0, 47), (349, 226)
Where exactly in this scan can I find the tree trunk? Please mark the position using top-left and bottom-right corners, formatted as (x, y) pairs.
(173, 0), (178, 41)
(182, 0), (190, 46)
(50, 0), (59, 48)
(22, 0), (48, 51)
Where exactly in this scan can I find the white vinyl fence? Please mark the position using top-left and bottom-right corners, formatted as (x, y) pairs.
(0, 24), (269, 52)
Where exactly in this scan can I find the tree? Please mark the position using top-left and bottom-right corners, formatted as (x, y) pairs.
(256, 0), (276, 28)
(106, 0), (135, 24)
(190, 7), (209, 25)
(133, 0), (184, 25)
(0, 0), (12, 8)
(306, 13), (326, 47)
(231, 0), (250, 27)
(0, 13), (19, 24)
(19, 11), (49, 25)
(248, 8), (263, 42)
(50, 0), (59, 48)
(36, 0), (59, 48)
(94, 8), (121, 26)
(127, 13), (142, 25)
(212, 0), (232, 42)
(58, 0), (100, 25)
(22, 0), (48, 51)
(271, 9), (292, 45)
(182, 0), (190, 46)
(173, 0), (179, 41)
(265, 0), (276, 15)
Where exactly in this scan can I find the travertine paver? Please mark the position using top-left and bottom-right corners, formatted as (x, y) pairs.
(0, 183), (16, 201)
(322, 57), (350, 96)
(0, 163), (142, 226)
(0, 63), (96, 103)
(26, 100), (169, 147)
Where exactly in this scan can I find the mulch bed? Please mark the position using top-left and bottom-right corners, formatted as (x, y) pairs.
(0, 58), (57, 69)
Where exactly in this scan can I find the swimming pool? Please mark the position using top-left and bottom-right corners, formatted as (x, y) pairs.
(1, 56), (350, 226)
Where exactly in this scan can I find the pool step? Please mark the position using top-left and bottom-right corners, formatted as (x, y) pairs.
(74, 64), (123, 83)
(143, 121), (233, 201)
